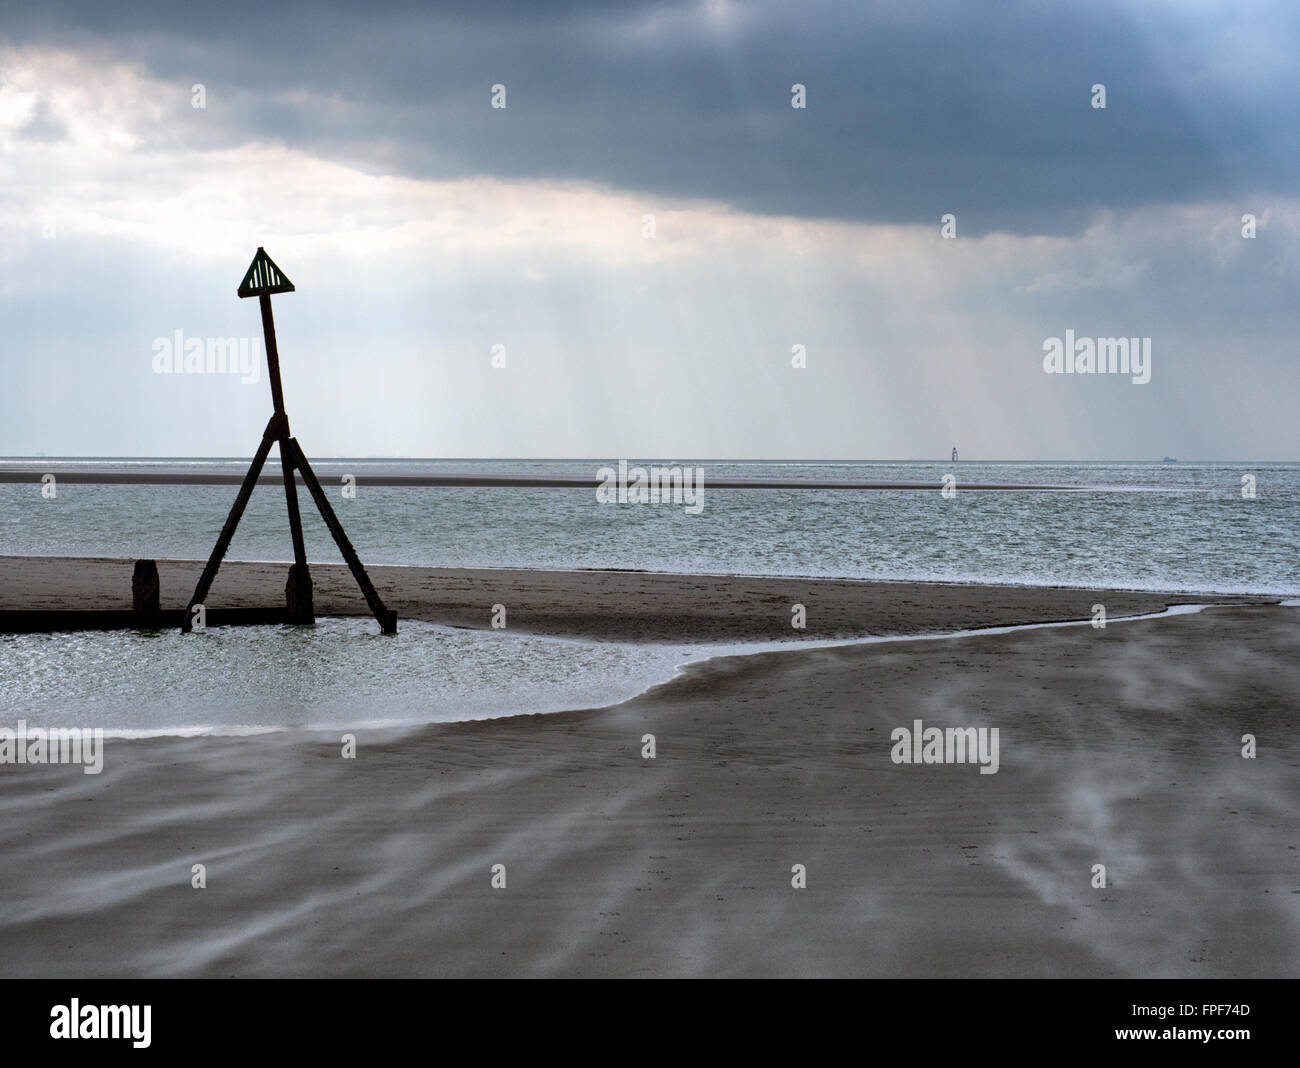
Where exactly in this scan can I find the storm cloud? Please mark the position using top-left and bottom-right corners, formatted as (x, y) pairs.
(5, 0), (1297, 234)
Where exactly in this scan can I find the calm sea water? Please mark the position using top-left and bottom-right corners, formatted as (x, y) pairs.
(2, 458), (1295, 731)
(2, 459), (1297, 595)
(0, 617), (750, 732)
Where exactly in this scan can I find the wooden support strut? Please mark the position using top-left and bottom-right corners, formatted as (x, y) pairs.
(181, 414), (284, 632)
(287, 437), (397, 634)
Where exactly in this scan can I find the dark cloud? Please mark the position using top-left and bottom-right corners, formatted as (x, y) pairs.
(4, 0), (1298, 233)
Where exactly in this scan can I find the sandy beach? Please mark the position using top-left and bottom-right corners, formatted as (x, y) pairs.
(0, 555), (1254, 641)
(0, 560), (1295, 977)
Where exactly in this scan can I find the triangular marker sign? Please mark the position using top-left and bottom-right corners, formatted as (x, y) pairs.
(237, 247), (296, 298)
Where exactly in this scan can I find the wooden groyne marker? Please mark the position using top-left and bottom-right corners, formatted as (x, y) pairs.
(181, 248), (397, 634)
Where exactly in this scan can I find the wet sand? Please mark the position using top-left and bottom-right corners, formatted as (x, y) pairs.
(0, 555), (1253, 642)
(0, 573), (1296, 977)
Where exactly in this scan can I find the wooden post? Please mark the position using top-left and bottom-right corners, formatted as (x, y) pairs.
(259, 292), (287, 417)
(280, 454), (314, 623)
(285, 563), (313, 621)
(182, 248), (394, 634)
(132, 559), (160, 626)
(257, 289), (314, 623)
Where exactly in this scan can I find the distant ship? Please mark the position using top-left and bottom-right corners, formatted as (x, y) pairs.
(1162, 456), (1177, 463)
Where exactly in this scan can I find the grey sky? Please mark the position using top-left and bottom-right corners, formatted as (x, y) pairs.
(1, 0), (1297, 458)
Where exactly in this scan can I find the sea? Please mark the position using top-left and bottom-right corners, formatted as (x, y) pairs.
(1, 458), (1296, 732)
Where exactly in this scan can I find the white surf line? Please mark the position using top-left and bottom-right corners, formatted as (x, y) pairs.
(98, 724), (290, 740)
(99, 718), (438, 740)
(641, 601), (1258, 698)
